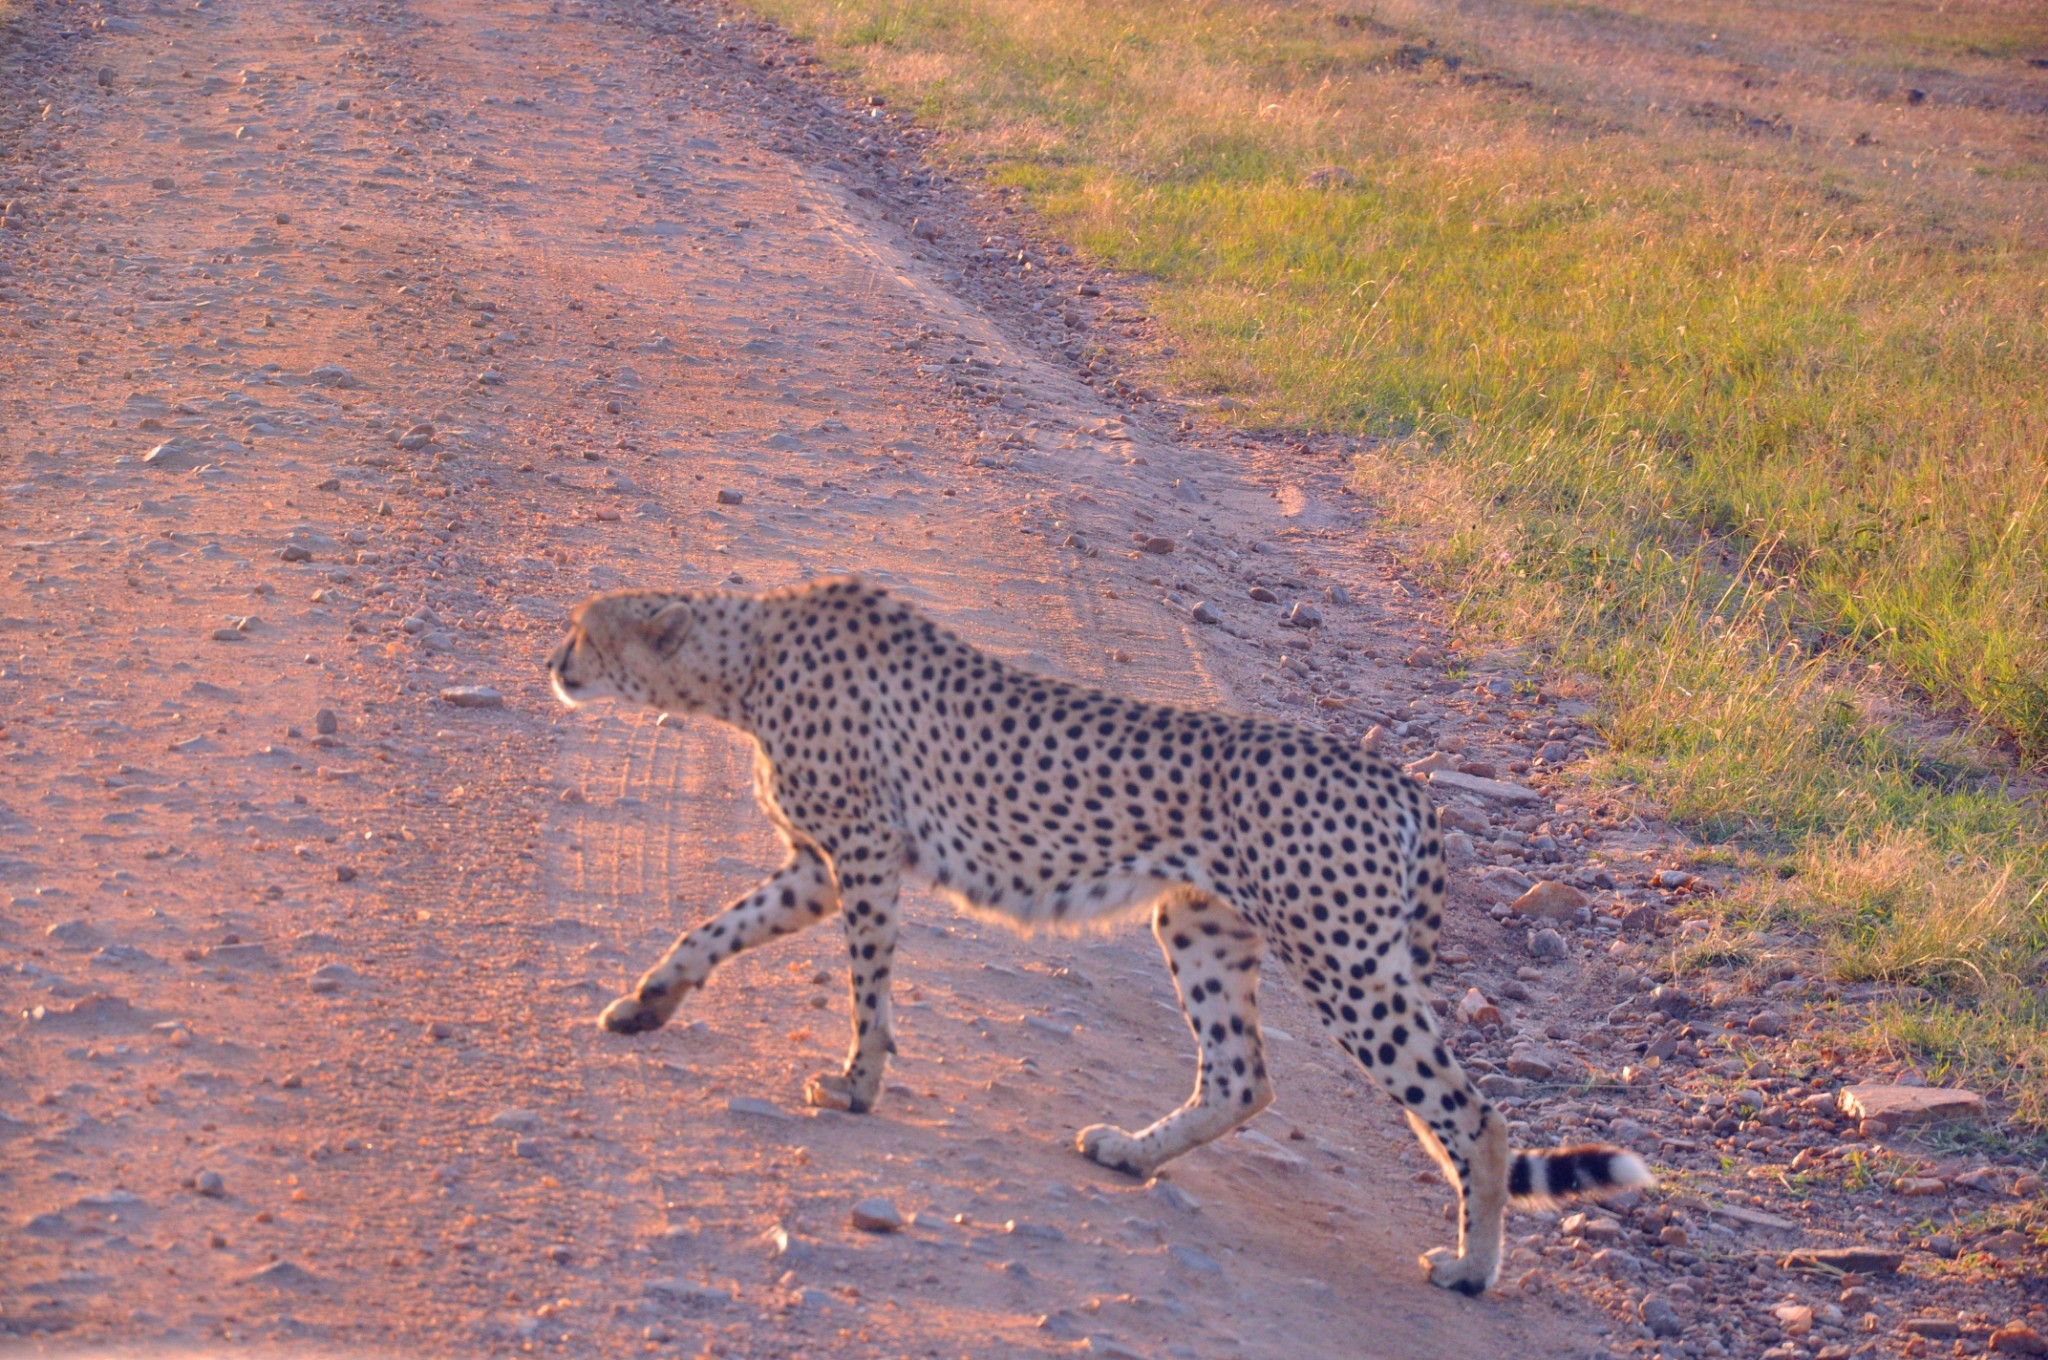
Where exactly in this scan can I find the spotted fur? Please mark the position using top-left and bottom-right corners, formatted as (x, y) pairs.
(547, 577), (1651, 1295)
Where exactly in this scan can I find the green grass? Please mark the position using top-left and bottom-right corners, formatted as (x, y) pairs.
(744, 0), (2048, 1119)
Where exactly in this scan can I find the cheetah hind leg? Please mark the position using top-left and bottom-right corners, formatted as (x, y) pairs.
(1078, 891), (1272, 1178)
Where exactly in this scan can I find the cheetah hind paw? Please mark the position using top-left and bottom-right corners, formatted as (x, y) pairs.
(1420, 1246), (1494, 1297)
(803, 1071), (871, 1113)
(1076, 1124), (1155, 1179)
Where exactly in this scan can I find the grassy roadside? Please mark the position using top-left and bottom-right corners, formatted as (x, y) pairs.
(740, 0), (2048, 1117)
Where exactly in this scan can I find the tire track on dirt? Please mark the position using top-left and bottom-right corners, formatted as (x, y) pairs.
(1, 0), (1611, 1355)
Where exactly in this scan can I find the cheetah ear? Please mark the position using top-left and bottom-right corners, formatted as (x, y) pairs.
(643, 601), (695, 656)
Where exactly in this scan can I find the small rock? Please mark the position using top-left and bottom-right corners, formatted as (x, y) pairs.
(1903, 1318), (1960, 1340)
(1324, 583), (1352, 605)
(422, 1020), (455, 1042)
(1747, 1010), (1786, 1037)
(1990, 1323), (2048, 1356)
(1893, 1176), (1947, 1197)
(334, 865), (357, 883)
(1169, 1244), (1223, 1274)
(1527, 928), (1568, 960)
(1190, 601), (1221, 626)
(314, 708), (338, 735)
(724, 1097), (792, 1121)
(1248, 586), (1278, 603)
(1457, 988), (1502, 1028)
(1286, 601), (1322, 628)
(143, 439), (200, 470)
(438, 686), (504, 709)
(850, 1197), (904, 1233)
(513, 1137), (542, 1159)
(1838, 1083), (1985, 1126)
(1773, 1303), (1814, 1337)
(1639, 1295), (1685, 1338)
(489, 1108), (541, 1131)
(1510, 880), (1587, 921)
(307, 365), (358, 388)
(151, 176), (177, 191)
(1587, 1247), (1641, 1278)
(1005, 1218), (1066, 1242)
(1537, 740), (1571, 763)
(1138, 535), (1176, 555)
(306, 963), (357, 994)
(279, 544), (313, 563)
(715, 488), (745, 505)
(1505, 1049), (1555, 1080)
(194, 1170), (226, 1198)
(242, 1260), (318, 1288)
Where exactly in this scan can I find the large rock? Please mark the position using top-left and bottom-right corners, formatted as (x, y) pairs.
(1837, 1084), (1985, 1126)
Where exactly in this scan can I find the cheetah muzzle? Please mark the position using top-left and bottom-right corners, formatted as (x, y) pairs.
(549, 577), (1653, 1296)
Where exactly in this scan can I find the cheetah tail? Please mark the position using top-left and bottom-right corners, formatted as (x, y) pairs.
(1508, 1144), (1655, 1208)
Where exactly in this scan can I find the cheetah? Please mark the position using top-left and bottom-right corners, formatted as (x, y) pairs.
(547, 577), (1650, 1295)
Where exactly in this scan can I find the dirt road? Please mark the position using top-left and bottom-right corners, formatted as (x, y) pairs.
(0, 0), (1625, 1354)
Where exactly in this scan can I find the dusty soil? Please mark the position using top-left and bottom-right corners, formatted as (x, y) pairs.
(1, 1), (2041, 1358)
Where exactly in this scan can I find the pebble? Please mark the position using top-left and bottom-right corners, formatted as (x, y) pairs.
(850, 1197), (904, 1233)
(1747, 1009), (1786, 1036)
(715, 488), (745, 505)
(334, 865), (357, 883)
(279, 544), (313, 562)
(1138, 535), (1176, 554)
(489, 1109), (541, 1131)
(1190, 601), (1221, 625)
(307, 365), (359, 388)
(151, 175), (177, 191)
(438, 686), (504, 709)
(1286, 601), (1322, 628)
(194, 1170), (226, 1198)
(1247, 586), (1278, 603)
(1527, 927), (1568, 960)
(422, 1020), (455, 1041)
(314, 708), (338, 735)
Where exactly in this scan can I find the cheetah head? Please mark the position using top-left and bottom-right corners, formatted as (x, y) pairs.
(549, 590), (748, 718)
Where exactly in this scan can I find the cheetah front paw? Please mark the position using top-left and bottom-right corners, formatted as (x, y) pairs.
(597, 978), (688, 1035)
(803, 1070), (877, 1113)
(1076, 1124), (1156, 1178)
(1420, 1246), (1493, 1297)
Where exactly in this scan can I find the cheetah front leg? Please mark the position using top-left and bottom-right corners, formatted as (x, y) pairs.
(803, 828), (902, 1114)
(597, 842), (838, 1034)
(1078, 891), (1272, 1178)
